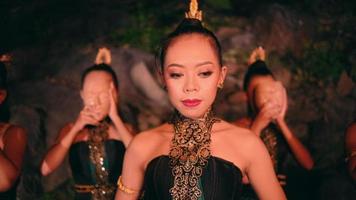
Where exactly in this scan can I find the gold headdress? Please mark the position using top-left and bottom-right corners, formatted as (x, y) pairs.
(95, 47), (112, 65)
(185, 0), (202, 21)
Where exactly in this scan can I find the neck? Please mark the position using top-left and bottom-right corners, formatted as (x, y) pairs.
(170, 108), (214, 123)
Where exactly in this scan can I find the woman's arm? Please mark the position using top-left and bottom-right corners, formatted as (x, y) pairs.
(0, 126), (27, 191)
(115, 137), (146, 200)
(276, 119), (314, 170)
(110, 115), (134, 148)
(247, 136), (286, 200)
(345, 123), (356, 181)
(108, 83), (134, 147)
(276, 84), (314, 170)
(250, 98), (281, 137)
(40, 124), (80, 176)
(41, 106), (100, 176)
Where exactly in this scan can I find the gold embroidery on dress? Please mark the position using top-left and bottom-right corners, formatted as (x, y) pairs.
(260, 126), (278, 171)
(169, 109), (219, 200)
(87, 120), (116, 200)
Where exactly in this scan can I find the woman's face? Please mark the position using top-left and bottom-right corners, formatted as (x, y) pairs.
(163, 34), (227, 119)
(81, 71), (115, 121)
(247, 75), (277, 111)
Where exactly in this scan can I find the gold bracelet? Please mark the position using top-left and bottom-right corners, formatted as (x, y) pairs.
(117, 176), (137, 195)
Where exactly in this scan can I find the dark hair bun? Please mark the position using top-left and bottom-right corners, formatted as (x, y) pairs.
(174, 18), (204, 33)
(243, 60), (275, 91)
(0, 62), (7, 89)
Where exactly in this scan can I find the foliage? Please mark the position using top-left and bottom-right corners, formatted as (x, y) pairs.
(297, 41), (347, 82)
(109, 1), (184, 52)
(287, 6), (355, 83)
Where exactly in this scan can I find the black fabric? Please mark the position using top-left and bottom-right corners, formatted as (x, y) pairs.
(142, 155), (243, 200)
(0, 179), (19, 200)
(68, 140), (125, 200)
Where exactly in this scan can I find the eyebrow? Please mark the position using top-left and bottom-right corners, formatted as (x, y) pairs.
(166, 61), (214, 68)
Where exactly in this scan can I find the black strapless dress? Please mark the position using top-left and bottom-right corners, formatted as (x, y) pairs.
(0, 180), (19, 200)
(142, 155), (243, 200)
(68, 140), (125, 200)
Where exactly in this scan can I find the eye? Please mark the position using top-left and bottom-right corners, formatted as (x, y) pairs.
(199, 71), (213, 78)
(169, 73), (183, 79)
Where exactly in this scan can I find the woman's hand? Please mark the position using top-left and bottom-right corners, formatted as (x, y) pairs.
(251, 100), (281, 135)
(73, 106), (100, 131)
(108, 82), (119, 121)
(275, 82), (288, 122)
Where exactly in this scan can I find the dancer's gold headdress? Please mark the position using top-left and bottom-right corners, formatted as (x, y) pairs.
(185, 0), (202, 21)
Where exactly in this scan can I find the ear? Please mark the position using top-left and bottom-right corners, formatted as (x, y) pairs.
(0, 90), (7, 104)
(219, 65), (228, 85)
(158, 70), (167, 89)
(80, 90), (84, 101)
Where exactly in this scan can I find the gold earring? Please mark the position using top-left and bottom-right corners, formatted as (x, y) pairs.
(218, 82), (224, 89)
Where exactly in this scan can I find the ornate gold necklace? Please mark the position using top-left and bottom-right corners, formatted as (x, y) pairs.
(169, 110), (220, 200)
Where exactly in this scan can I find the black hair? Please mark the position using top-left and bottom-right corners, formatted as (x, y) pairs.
(158, 18), (223, 71)
(0, 62), (10, 122)
(80, 63), (119, 89)
(243, 60), (275, 91)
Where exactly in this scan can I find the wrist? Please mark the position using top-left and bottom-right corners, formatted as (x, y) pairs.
(72, 121), (84, 132)
(276, 117), (286, 126)
(110, 112), (121, 122)
(250, 122), (263, 135)
(59, 140), (71, 149)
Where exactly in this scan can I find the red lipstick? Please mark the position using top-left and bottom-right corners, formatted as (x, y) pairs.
(182, 99), (202, 107)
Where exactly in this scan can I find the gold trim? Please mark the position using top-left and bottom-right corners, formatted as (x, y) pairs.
(87, 120), (115, 199)
(117, 176), (137, 195)
(74, 184), (95, 193)
(74, 184), (116, 195)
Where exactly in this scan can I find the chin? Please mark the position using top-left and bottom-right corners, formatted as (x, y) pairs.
(176, 107), (207, 120)
(98, 114), (109, 122)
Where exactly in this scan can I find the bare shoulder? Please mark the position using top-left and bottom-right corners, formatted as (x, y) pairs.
(219, 120), (256, 139)
(346, 123), (356, 136)
(217, 120), (264, 150)
(2, 124), (27, 148)
(4, 124), (27, 140)
(126, 124), (171, 156)
(130, 123), (170, 147)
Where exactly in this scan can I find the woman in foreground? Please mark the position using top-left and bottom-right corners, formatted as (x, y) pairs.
(115, 1), (286, 200)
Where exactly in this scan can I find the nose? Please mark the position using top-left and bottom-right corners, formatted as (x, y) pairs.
(183, 74), (198, 93)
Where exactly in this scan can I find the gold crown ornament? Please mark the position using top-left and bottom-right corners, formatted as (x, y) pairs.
(185, 0), (202, 21)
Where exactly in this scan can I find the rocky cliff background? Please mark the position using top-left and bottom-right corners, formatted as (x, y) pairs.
(1, 0), (355, 199)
